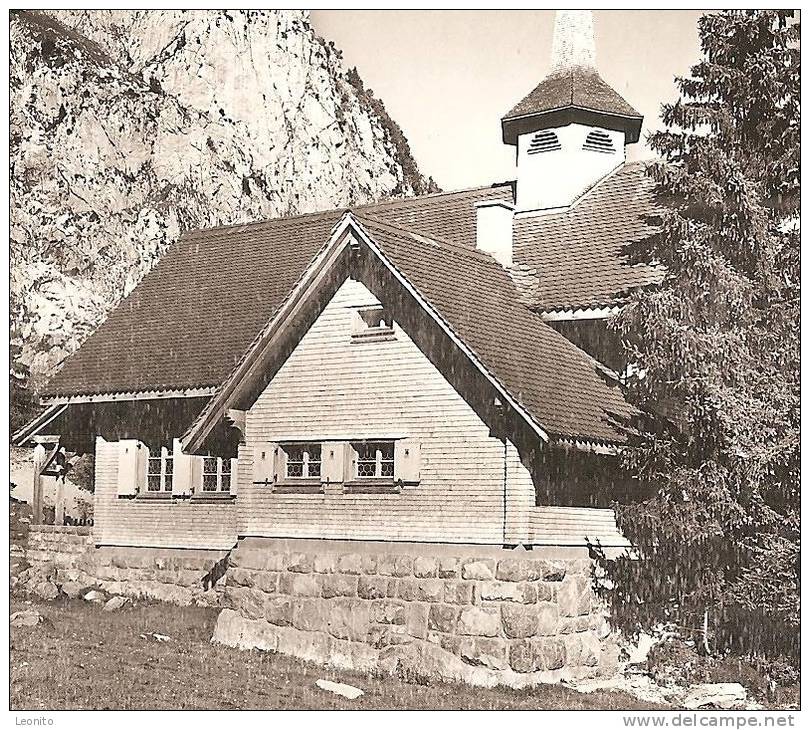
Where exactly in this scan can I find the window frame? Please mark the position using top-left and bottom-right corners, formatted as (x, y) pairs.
(278, 443), (322, 488)
(200, 455), (232, 494)
(352, 441), (395, 481)
(144, 446), (173, 495)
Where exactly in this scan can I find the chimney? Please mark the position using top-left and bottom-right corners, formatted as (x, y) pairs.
(475, 199), (515, 267)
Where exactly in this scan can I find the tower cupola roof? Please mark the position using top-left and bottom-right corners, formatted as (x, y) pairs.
(501, 11), (643, 145)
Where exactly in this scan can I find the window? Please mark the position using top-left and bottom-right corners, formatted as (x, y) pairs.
(283, 443), (321, 479)
(351, 305), (395, 342)
(201, 456), (232, 493)
(354, 441), (395, 479)
(583, 130), (615, 154)
(146, 448), (172, 493)
(527, 130), (561, 155)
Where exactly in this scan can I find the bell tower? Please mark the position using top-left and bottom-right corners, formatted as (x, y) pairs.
(501, 11), (643, 214)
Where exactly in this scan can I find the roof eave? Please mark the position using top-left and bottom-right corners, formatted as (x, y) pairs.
(501, 106), (643, 146)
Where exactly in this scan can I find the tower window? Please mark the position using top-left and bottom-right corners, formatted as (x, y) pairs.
(583, 130), (615, 154)
(527, 130), (561, 155)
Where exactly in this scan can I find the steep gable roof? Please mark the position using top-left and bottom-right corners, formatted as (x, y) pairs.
(183, 213), (634, 451)
(353, 216), (634, 444)
(42, 166), (656, 419)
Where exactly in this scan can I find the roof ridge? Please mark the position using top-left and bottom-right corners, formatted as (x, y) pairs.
(181, 181), (516, 241)
(354, 212), (504, 267)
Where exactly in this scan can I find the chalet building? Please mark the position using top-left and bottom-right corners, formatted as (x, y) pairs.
(16, 11), (660, 683)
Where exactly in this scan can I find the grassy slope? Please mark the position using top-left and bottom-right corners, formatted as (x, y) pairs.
(10, 597), (664, 711)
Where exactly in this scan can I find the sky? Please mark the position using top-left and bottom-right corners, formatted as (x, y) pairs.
(310, 10), (707, 191)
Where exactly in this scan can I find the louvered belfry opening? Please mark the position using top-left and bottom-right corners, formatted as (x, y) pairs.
(527, 130), (561, 155)
(583, 129), (615, 153)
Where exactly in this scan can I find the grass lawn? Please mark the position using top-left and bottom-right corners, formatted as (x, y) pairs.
(10, 596), (665, 710)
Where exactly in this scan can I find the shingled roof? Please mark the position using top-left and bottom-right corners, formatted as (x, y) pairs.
(353, 216), (635, 444)
(501, 68), (643, 145)
(513, 162), (662, 312)
(43, 163), (657, 401)
(182, 212), (635, 448)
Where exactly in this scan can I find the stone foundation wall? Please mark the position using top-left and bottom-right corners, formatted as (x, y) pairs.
(21, 525), (227, 606)
(213, 537), (618, 688)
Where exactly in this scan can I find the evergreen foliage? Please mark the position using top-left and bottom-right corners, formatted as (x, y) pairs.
(596, 10), (800, 664)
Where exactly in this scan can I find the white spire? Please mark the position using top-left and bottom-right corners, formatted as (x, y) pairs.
(549, 10), (596, 73)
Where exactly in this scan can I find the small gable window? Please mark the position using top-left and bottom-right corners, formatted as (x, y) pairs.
(527, 130), (561, 155)
(351, 304), (395, 342)
(583, 130), (615, 154)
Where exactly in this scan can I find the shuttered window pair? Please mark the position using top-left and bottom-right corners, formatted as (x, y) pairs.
(116, 439), (236, 498)
(253, 439), (420, 491)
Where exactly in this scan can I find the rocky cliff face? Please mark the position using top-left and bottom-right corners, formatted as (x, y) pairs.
(10, 9), (435, 385)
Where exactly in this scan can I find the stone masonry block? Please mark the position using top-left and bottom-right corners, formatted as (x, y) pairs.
(558, 575), (591, 617)
(265, 596), (293, 626)
(461, 558), (495, 581)
(536, 601), (561, 636)
(287, 552), (314, 573)
(228, 567), (254, 587)
(377, 554), (413, 577)
(396, 578), (443, 603)
(501, 604), (538, 639)
(337, 553), (364, 575)
(292, 598), (328, 632)
(534, 559), (567, 582)
(357, 575), (390, 600)
(406, 602), (429, 639)
(458, 606), (501, 637)
(279, 572), (320, 597)
(253, 571), (280, 594)
(313, 553), (337, 574)
(327, 599), (370, 642)
(480, 581), (536, 604)
(458, 637), (509, 671)
(438, 556), (460, 578)
(442, 580), (475, 605)
(371, 599), (406, 625)
(428, 604), (460, 634)
(412, 556), (439, 578)
(321, 573), (358, 599)
(495, 558), (540, 582)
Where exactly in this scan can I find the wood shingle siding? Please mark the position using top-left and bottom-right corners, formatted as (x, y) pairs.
(239, 279), (535, 545)
(93, 437), (238, 550)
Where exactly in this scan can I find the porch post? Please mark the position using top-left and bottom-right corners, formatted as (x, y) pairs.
(55, 476), (65, 526)
(32, 443), (46, 526)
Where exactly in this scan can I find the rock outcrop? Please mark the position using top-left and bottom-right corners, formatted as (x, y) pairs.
(10, 9), (435, 382)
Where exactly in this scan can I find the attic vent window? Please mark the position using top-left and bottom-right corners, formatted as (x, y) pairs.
(583, 130), (615, 154)
(351, 304), (395, 343)
(527, 130), (561, 155)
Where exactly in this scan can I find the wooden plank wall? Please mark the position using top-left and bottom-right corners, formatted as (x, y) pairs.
(93, 437), (238, 549)
(239, 278), (536, 545)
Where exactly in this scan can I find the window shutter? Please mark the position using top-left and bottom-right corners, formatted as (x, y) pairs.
(230, 458), (239, 495)
(395, 438), (421, 485)
(171, 438), (193, 497)
(252, 442), (277, 486)
(136, 443), (150, 493)
(342, 442), (356, 482)
(190, 456), (204, 494)
(321, 442), (345, 483)
(117, 440), (141, 496)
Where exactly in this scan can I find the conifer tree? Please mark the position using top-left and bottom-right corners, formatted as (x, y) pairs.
(598, 10), (800, 663)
